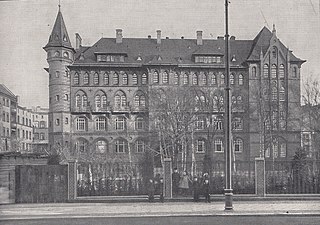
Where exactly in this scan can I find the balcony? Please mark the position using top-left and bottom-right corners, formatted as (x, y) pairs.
(92, 106), (112, 113)
(113, 105), (130, 113)
(73, 107), (91, 113)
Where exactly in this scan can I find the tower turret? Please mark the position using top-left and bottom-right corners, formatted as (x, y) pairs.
(43, 7), (74, 155)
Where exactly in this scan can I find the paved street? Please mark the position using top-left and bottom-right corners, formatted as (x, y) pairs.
(0, 200), (319, 224)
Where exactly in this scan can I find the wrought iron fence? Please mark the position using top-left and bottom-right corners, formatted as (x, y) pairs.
(266, 160), (320, 194)
(176, 160), (255, 195)
(77, 162), (152, 196)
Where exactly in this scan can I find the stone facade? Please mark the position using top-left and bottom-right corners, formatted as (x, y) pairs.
(44, 9), (305, 167)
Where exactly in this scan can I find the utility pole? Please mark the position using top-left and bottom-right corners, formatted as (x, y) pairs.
(224, 0), (233, 211)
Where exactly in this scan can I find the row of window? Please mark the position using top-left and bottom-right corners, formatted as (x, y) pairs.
(33, 133), (46, 140)
(194, 116), (243, 131)
(2, 112), (9, 123)
(74, 137), (244, 154)
(264, 138), (287, 158)
(194, 56), (222, 64)
(2, 97), (10, 107)
(252, 64), (298, 78)
(73, 72), (148, 86)
(72, 71), (245, 86)
(2, 127), (10, 137)
(75, 116), (146, 131)
(17, 116), (32, 127)
(17, 128), (32, 140)
(75, 90), (146, 110)
(97, 54), (125, 63)
(153, 71), (244, 86)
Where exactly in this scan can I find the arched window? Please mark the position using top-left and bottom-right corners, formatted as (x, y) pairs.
(279, 64), (285, 78)
(142, 73), (147, 85)
(220, 74), (225, 85)
(280, 141), (286, 157)
(101, 94), (107, 108)
(75, 139), (88, 153)
(95, 140), (107, 153)
(82, 95), (87, 107)
(153, 71), (159, 83)
(83, 73), (89, 85)
(213, 116), (223, 130)
(113, 72), (119, 85)
(136, 140), (145, 153)
(115, 116), (126, 130)
(279, 81), (285, 101)
(195, 116), (206, 130)
(238, 74), (244, 85)
(252, 66), (257, 77)
(76, 117), (86, 131)
(135, 117), (145, 130)
(214, 138), (224, 152)
(234, 138), (243, 152)
(271, 64), (277, 79)
(76, 94), (81, 107)
(162, 71), (169, 84)
(114, 91), (126, 108)
(64, 94), (69, 101)
(237, 96), (243, 105)
(263, 64), (269, 78)
(74, 73), (79, 85)
(95, 94), (101, 109)
(132, 73), (138, 85)
(183, 73), (189, 85)
(272, 86), (277, 101)
(230, 74), (234, 85)
(115, 139), (127, 153)
(123, 73), (128, 85)
(104, 73), (109, 85)
(202, 73), (207, 85)
(272, 139), (279, 158)
(192, 73), (198, 85)
(134, 92), (146, 108)
(93, 72), (99, 85)
(211, 74), (217, 85)
(174, 73), (179, 85)
(95, 117), (106, 131)
(293, 67), (298, 78)
(196, 139), (206, 153)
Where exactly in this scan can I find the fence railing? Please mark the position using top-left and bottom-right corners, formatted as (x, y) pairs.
(266, 160), (320, 194)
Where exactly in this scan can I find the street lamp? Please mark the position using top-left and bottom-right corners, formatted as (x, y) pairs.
(224, 0), (233, 210)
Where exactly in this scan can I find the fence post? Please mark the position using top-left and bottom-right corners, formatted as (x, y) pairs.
(68, 160), (77, 201)
(255, 157), (266, 197)
(163, 158), (172, 199)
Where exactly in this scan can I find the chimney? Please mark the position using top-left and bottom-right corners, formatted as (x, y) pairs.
(75, 33), (82, 50)
(148, 35), (151, 39)
(196, 31), (203, 45)
(181, 36), (184, 39)
(116, 29), (123, 44)
(156, 30), (161, 44)
(230, 36), (235, 40)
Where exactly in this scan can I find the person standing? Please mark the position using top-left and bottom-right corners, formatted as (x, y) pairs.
(179, 171), (190, 196)
(202, 173), (210, 203)
(147, 178), (155, 202)
(193, 176), (200, 202)
(172, 168), (180, 196)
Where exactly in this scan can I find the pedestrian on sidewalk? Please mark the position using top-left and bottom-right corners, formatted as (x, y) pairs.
(193, 176), (200, 202)
(172, 168), (180, 196)
(159, 177), (164, 203)
(147, 178), (155, 202)
(202, 173), (211, 203)
(179, 171), (191, 196)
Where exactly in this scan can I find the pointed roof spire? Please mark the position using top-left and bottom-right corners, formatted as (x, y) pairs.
(45, 7), (72, 49)
(272, 24), (276, 35)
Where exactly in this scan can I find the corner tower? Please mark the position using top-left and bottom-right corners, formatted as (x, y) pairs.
(43, 7), (74, 155)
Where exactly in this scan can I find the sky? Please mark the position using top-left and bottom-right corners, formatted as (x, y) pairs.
(0, 0), (319, 108)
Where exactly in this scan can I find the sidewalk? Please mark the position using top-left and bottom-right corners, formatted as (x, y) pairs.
(0, 200), (319, 220)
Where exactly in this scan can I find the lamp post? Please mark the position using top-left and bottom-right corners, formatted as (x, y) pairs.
(224, 0), (233, 211)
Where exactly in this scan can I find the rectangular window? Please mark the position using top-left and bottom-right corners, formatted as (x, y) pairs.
(65, 117), (69, 124)
(40, 133), (45, 140)
(40, 121), (46, 128)
(55, 119), (60, 126)
(197, 140), (205, 153)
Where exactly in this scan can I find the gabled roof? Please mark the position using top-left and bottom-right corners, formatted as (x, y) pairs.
(0, 84), (16, 100)
(247, 26), (304, 62)
(45, 9), (72, 49)
(72, 26), (304, 67)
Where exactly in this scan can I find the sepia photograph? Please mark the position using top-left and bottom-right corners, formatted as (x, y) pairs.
(0, 0), (320, 224)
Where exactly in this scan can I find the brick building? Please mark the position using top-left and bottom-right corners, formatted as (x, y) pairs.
(44, 9), (305, 168)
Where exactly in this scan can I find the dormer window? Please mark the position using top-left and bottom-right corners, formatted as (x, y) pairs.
(96, 53), (127, 62)
(194, 55), (222, 64)
(137, 56), (142, 61)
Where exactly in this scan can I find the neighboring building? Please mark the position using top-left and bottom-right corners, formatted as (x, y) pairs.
(44, 9), (305, 167)
(0, 84), (17, 152)
(32, 106), (49, 154)
(16, 106), (33, 152)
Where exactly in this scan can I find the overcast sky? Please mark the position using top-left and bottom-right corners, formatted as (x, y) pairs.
(0, 0), (319, 108)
